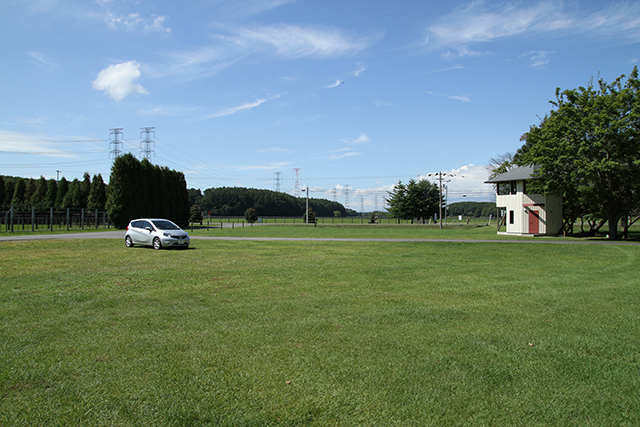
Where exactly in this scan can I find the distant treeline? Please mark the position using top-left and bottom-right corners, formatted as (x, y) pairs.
(1, 153), (190, 229)
(447, 201), (496, 218)
(0, 173), (107, 211)
(189, 187), (352, 217)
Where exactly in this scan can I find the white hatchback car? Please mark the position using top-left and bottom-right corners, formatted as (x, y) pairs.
(124, 218), (190, 250)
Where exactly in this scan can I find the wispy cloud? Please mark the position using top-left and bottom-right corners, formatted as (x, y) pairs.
(219, 24), (377, 59)
(519, 50), (555, 68)
(153, 23), (377, 81)
(105, 12), (170, 33)
(329, 150), (359, 160)
(325, 79), (342, 89)
(352, 62), (368, 76)
(92, 60), (149, 101)
(0, 130), (81, 158)
(423, 2), (640, 58)
(257, 147), (292, 154)
(220, 0), (296, 18)
(374, 100), (394, 107)
(444, 94), (470, 102)
(27, 51), (57, 70)
(233, 161), (291, 171)
(193, 94), (283, 121)
(342, 133), (370, 145)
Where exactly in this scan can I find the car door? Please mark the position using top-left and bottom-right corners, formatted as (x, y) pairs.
(138, 220), (155, 246)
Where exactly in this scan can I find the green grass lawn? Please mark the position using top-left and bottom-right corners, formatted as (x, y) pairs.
(1, 237), (639, 426)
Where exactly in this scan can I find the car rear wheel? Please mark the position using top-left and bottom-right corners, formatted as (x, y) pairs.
(125, 236), (134, 247)
(153, 237), (162, 250)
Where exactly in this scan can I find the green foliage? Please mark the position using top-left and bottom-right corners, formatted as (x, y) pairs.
(0, 176), (5, 207)
(448, 202), (495, 218)
(387, 179), (441, 221)
(11, 178), (26, 209)
(244, 207), (258, 223)
(3, 180), (14, 207)
(87, 174), (107, 210)
(54, 178), (68, 209)
(106, 154), (190, 228)
(517, 66), (640, 239)
(302, 208), (316, 223)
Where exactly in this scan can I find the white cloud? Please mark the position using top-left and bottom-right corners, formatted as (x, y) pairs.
(221, 0), (296, 17)
(418, 164), (495, 202)
(194, 98), (269, 121)
(92, 61), (149, 101)
(342, 133), (370, 145)
(257, 147), (292, 154)
(329, 151), (359, 160)
(374, 100), (394, 107)
(219, 24), (377, 59)
(233, 161), (291, 171)
(325, 79), (342, 89)
(424, 2), (640, 56)
(105, 12), (170, 33)
(0, 130), (79, 158)
(352, 62), (368, 76)
(519, 50), (555, 68)
(27, 51), (57, 70)
(444, 94), (470, 102)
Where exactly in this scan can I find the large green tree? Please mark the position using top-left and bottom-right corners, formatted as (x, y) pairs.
(516, 67), (640, 240)
(386, 179), (441, 222)
(106, 153), (189, 228)
(87, 174), (107, 210)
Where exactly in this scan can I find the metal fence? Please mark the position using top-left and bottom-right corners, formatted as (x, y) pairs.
(1, 207), (111, 232)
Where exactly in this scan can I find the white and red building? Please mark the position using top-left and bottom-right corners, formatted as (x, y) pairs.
(485, 165), (563, 236)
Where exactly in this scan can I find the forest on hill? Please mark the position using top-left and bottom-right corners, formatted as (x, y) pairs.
(189, 187), (353, 217)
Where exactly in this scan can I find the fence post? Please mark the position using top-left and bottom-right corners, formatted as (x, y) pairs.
(50, 208), (54, 232)
(81, 208), (85, 230)
(10, 206), (14, 233)
(32, 207), (35, 232)
(66, 208), (70, 231)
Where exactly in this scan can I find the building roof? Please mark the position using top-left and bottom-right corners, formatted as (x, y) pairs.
(484, 164), (538, 183)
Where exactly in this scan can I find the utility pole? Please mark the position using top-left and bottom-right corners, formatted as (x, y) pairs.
(428, 172), (455, 229)
(56, 170), (62, 182)
(140, 127), (155, 161)
(301, 186), (309, 223)
(109, 128), (123, 160)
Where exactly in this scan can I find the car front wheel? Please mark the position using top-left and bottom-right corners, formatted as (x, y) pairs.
(153, 237), (162, 250)
(125, 236), (134, 247)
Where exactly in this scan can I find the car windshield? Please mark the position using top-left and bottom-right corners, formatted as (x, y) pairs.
(151, 220), (180, 230)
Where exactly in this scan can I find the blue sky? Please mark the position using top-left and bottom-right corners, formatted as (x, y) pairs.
(2, 0), (639, 211)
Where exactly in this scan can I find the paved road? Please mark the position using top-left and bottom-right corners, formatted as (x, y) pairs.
(1, 231), (639, 245)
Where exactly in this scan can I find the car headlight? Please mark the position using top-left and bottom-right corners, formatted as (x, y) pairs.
(163, 232), (170, 237)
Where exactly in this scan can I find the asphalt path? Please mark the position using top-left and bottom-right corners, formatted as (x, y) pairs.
(1, 230), (639, 245)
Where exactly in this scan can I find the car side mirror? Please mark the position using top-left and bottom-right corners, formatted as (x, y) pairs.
(145, 227), (152, 231)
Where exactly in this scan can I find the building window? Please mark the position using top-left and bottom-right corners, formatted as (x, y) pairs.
(510, 181), (517, 195)
(498, 183), (510, 195)
(509, 210), (514, 224)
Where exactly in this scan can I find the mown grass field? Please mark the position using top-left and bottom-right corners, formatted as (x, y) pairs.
(1, 233), (639, 426)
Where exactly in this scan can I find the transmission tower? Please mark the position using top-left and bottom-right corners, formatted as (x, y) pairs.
(274, 172), (282, 192)
(140, 127), (155, 161)
(344, 185), (350, 209)
(360, 196), (364, 214)
(293, 168), (301, 197)
(374, 194), (379, 212)
(332, 188), (337, 202)
(109, 128), (123, 160)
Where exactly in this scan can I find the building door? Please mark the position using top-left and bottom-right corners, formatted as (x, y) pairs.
(528, 210), (540, 234)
